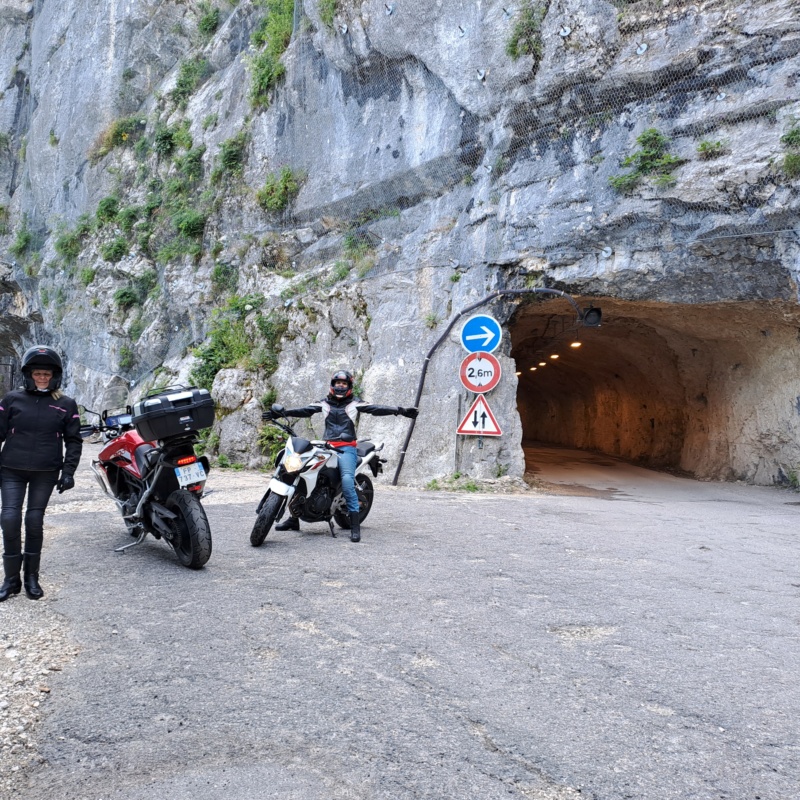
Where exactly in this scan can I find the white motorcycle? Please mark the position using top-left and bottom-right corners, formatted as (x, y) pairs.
(250, 404), (385, 546)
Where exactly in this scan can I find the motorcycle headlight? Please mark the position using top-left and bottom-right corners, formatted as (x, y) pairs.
(283, 452), (304, 474)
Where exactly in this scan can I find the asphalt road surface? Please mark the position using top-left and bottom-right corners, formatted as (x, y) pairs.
(10, 444), (800, 799)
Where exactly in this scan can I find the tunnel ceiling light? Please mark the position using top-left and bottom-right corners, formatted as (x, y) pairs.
(515, 371), (522, 376)
(529, 366), (537, 371)
(550, 354), (559, 359)
(570, 341), (582, 348)
(538, 361), (546, 367)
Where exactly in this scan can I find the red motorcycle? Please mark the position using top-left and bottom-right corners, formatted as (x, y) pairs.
(80, 387), (215, 569)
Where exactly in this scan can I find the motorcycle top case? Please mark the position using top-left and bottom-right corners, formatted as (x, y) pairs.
(131, 387), (215, 441)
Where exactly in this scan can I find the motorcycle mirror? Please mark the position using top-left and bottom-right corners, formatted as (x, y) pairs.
(271, 403), (285, 415)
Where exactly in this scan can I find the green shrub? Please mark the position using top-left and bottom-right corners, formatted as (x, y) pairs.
(79, 267), (96, 287)
(96, 196), (120, 224)
(697, 139), (727, 160)
(0, 206), (8, 236)
(343, 230), (372, 259)
(256, 311), (289, 347)
(173, 209), (207, 238)
(117, 206), (141, 234)
(257, 424), (284, 462)
(134, 136), (151, 160)
(175, 146), (206, 180)
(134, 269), (159, 302)
(784, 152), (800, 178)
(257, 166), (300, 212)
(217, 131), (248, 176)
(9, 225), (32, 258)
(780, 126), (800, 149)
(55, 231), (83, 263)
(114, 286), (139, 310)
(248, 0), (294, 108)
(607, 172), (641, 193)
(172, 57), (211, 109)
(319, 0), (336, 28)
(102, 237), (129, 262)
(506, 1), (547, 61)
(173, 121), (193, 151)
(154, 125), (175, 157)
(143, 193), (162, 218)
(198, 3), (221, 37)
(129, 314), (146, 341)
(191, 315), (251, 389)
(88, 116), (146, 164)
(609, 128), (681, 193)
(211, 262), (239, 293)
(156, 238), (202, 265)
(119, 345), (135, 370)
(324, 261), (351, 286)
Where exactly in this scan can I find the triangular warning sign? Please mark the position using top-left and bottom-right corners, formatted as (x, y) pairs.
(457, 395), (502, 436)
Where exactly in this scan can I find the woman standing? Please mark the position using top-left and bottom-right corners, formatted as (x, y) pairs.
(0, 346), (82, 601)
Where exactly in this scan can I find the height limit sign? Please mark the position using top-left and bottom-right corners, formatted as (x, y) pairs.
(459, 352), (501, 394)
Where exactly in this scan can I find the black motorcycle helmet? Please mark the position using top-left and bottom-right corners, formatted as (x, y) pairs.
(329, 369), (353, 399)
(21, 346), (63, 393)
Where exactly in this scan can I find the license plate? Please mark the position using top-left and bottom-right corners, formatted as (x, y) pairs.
(175, 462), (206, 487)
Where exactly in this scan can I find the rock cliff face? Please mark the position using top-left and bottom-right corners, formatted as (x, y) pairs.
(0, 0), (799, 485)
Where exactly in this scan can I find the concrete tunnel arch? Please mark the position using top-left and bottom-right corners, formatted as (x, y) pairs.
(508, 297), (800, 484)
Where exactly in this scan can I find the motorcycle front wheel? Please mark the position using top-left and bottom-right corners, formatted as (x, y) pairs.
(250, 491), (285, 547)
(334, 474), (374, 529)
(166, 490), (213, 569)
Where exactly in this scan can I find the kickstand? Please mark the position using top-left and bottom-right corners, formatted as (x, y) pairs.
(115, 529), (147, 553)
(328, 518), (336, 538)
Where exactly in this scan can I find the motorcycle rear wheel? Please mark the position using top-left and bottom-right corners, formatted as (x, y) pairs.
(250, 491), (285, 547)
(334, 474), (374, 529)
(166, 490), (213, 569)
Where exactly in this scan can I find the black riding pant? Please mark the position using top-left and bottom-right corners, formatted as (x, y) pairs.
(0, 468), (59, 556)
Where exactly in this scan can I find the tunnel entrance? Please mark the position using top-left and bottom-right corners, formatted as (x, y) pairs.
(509, 297), (800, 485)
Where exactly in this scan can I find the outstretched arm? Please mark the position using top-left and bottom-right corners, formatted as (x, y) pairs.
(265, 403), (323, 420)
(358, 403), (418, 419)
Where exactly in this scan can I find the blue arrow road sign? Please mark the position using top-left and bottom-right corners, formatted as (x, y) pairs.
(460, 314), (502, 354)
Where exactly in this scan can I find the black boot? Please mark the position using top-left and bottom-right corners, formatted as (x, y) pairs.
(0, 555), (23, 602)
(23, 553), (43, 600)
(349, 512), (361, 543)
(275, 516), (300, 531)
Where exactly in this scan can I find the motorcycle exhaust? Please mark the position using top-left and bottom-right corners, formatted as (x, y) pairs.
(89, 460), (124, 511)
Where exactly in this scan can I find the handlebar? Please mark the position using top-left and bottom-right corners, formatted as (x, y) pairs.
(80, 410), (135, 440)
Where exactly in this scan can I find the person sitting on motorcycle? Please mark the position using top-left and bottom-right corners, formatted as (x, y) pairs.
(0, 346), (83, 602)
(265, 370), (418, 543)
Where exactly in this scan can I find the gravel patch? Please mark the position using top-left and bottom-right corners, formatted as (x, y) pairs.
(0, 600), (76, 800)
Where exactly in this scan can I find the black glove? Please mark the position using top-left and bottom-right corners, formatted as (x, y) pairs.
(261, 410), (275, 421)
(398, 407), (418, 419)
(57, 473), (75, 494)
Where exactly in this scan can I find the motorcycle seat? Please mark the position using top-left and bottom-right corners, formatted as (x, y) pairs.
(134, 443), (158, 476)
(356, 441), (376, 457)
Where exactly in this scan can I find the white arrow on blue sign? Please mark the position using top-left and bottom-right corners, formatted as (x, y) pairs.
(460, 314), (503, 354)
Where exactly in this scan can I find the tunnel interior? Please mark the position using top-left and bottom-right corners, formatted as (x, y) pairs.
(509, 297), (800, 484)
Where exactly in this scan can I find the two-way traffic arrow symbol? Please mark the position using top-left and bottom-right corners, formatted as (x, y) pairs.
(457, 395), (502, 436)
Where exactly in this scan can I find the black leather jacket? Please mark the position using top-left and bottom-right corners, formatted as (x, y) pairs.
(0, 390), (83, 475)
(283, 395), (403, 444)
